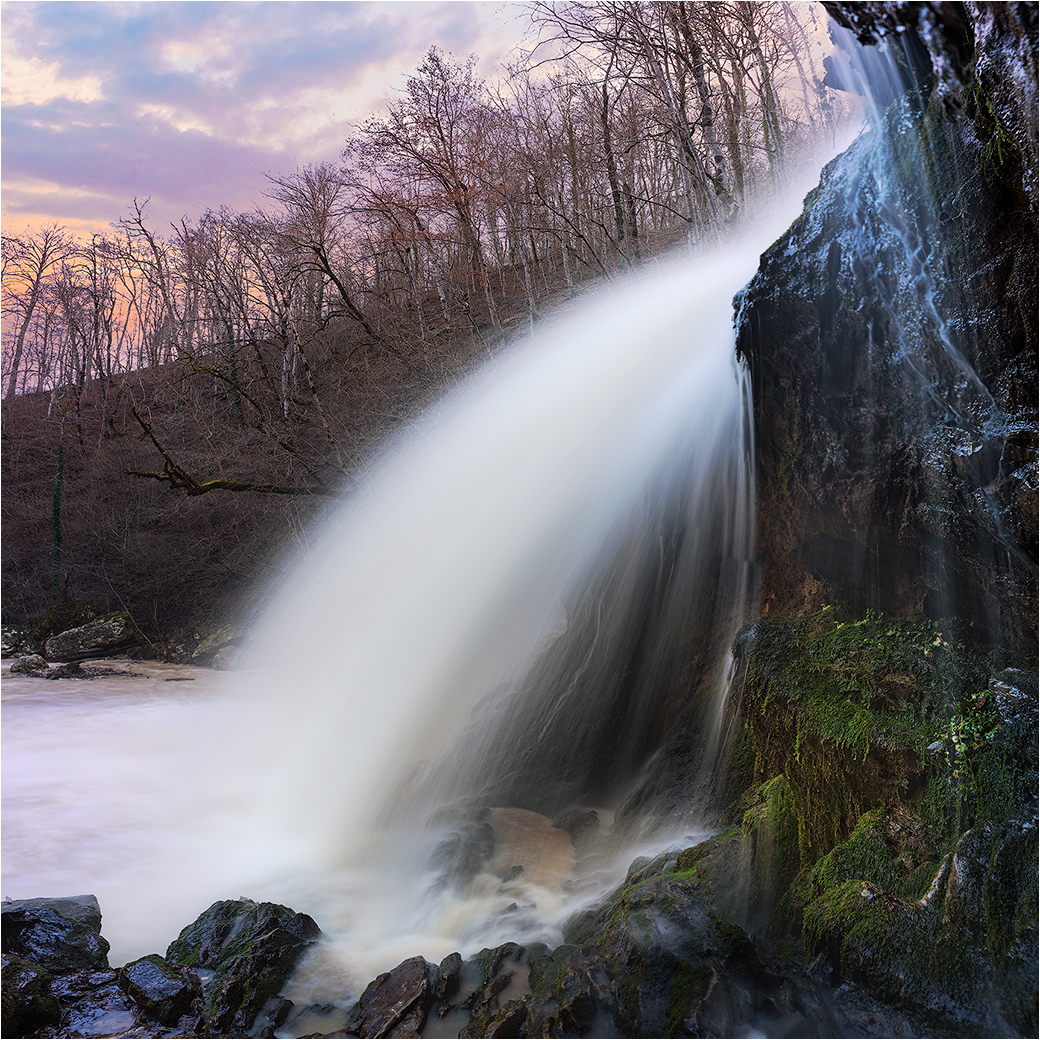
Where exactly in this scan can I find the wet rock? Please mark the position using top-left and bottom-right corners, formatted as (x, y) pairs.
(44, 613), (140, 661)
(347, 955), (434, 1038)
(211, 644), (242, 671)
(51, 967), (138, 1037)
(435, 950), (463, 1008)
(249, 994), (295, 1037)
(45, 661), (86, 679)
(117, 953), (202, 1026)
(737, 5), (1037, 653)
(1, 894), (110, 973)
(165, 897), (321, 1036)
(9, 654), (47, 675)
(1, 953), (61, 1036)
(191, 624), (243, 667)
(284, 1001), (357, 1038)
(426, 807), (497, 894)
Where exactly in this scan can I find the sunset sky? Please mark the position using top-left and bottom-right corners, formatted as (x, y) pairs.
(1, 1), (528, 237)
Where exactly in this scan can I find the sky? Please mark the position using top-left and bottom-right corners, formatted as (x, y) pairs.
(1, 1), (529, 238)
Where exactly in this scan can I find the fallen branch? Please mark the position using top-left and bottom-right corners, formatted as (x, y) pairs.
(128, 405), (340, 497)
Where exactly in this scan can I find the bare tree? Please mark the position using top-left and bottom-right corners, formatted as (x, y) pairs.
(2, 225), (73, 398)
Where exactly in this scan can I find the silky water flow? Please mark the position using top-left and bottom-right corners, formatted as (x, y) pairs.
(2, 154), (846, 1009)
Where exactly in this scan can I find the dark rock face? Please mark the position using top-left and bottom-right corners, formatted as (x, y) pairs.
(737, 4), (1038, 653)
(43, 612), (140, 661)
(1, 895), (111, 973)
(165, 897), (321, 1035)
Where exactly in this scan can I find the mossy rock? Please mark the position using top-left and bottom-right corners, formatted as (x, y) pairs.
(803, 822), (1035, 1039)
(166, 898), (320, 1035)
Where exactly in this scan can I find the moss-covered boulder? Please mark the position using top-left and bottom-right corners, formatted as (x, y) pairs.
(803, 819), (1037, 1037)
(165, 897), (321, 1036)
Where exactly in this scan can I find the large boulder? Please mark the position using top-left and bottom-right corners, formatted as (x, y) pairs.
(349, 954), (436, 1038)
(44, 613), (140, 661)
(165, 897), (321, 1035)
(1, 894), (110, 973)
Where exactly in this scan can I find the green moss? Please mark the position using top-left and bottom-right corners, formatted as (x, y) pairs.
(806, 807), (939, 905)
(736, 609), (990, 866)
(663, 962), (712, 1038)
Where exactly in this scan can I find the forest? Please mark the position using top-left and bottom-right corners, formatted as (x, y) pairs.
(2, 1), (844, 641)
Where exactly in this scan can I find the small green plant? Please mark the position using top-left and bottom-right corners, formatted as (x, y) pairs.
(946, 693), (1001, 794)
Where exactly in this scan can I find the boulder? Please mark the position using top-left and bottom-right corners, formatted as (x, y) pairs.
(44, 613), (139, 661)
(191, 624), (242, 667)
(1, 953), (61, 1036)
(349, 954), (435, 1038)
(1, 894), (110, 973)
(117, 953), (202, 1026)
(165, 897), (321, 1035)
(9, 654), (47, 675)
(211, 644), (242, 671)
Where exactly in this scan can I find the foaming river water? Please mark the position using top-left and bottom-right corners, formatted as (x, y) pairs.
(1, 660), (708, 1006)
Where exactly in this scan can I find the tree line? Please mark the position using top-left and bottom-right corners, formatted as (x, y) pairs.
(2, 1), (843, 493)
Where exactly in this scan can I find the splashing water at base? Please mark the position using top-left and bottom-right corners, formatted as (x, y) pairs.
(2, 156), (845, 1010)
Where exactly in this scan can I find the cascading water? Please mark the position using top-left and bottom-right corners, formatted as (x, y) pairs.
(2, 151), (847, 1010)
(806, 20), (1031, 639)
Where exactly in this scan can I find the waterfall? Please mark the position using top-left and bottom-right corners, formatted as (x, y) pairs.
(188, 159), (848, 991)
(2, 144), (847, 995)
(233, 250), (758, 863)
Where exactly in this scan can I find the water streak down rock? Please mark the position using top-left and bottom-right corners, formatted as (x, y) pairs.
(738, 2), (1037, 652)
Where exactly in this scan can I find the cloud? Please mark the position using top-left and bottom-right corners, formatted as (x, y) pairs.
(1, 1), (528, 233)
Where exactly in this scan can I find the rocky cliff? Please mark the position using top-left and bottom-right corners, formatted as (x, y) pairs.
(738, 1), (1037, 653)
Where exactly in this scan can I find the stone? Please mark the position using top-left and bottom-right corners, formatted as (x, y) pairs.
(211, 644), (242, 670)
(44, 613), (139, 661)
(1, 627), (30, 657)
(165, 897), (321, 1036)
(118, 953), (202, 1026)
(50, 968), (138, 1037)
(1, 953), (61, 1036)
(9, 654), (46, 674)
(45, 661), (85, 679)
(191, 624), (242, 666)
(349, 954), (434, 1038)
(1, 894), (110, 973)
